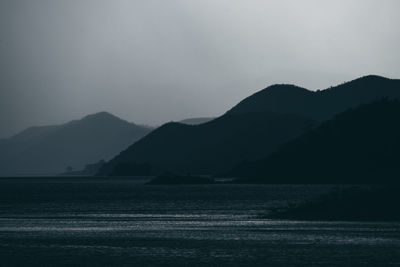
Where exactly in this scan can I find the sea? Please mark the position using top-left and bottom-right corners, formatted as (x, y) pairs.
(0, 177), (399, 266)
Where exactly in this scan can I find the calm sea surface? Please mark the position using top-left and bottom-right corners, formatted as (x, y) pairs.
(0, 177), (399, 266)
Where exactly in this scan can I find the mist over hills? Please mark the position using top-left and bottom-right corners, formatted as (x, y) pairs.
(98, 75), (400, 177)
(0, 112), (152, 175)
(231, 99), (400, 184)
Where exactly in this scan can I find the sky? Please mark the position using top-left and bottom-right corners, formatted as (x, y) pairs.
(0, 0), (399, 137)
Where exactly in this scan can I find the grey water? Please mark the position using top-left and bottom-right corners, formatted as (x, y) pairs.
(0, 177), (399, 266)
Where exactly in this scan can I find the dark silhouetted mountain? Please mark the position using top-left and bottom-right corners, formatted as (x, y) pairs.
(99, 75), (400, 177)
(98, 112), (313, 176)
(0, 112), (152, 175)
(232, 99), (400, 184)
(180, 117), (216, 125)
(227, 75), (400, 121)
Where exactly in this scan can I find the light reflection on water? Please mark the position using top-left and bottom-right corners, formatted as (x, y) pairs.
(1, 215), (399, 244)
(0, 178), (400, 266)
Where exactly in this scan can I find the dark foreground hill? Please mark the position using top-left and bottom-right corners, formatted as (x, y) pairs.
(232, 99), (400, 184)
(98, 112), (313, 175)
(0, 112), (152, 175)
(98, 75), (400, 177)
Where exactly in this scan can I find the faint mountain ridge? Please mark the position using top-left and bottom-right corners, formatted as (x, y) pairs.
(179, 117), (216, 125)
(0, 112), (153, 175)
(7, 125), (61, 144)
(74, 111), (133, 124)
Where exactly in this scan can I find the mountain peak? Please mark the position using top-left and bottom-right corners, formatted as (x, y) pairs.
(81, 111), (121, 121)
(227, 84), (313, 115)
(345, 75), (392, 85)
(323, 75), (397, 96)
(61, 111), (135, 132)
(264, 84), (311, 95)
(358, 74), (390, 81)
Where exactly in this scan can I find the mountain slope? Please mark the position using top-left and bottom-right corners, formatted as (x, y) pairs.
(98, 112), (313, 175)
(232, 99), (400, 184)
(227, 75), (400, 120)
(0, 112), (152, 175)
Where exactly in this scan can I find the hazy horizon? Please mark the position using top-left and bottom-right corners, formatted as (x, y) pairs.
(1, 0), (400, 137)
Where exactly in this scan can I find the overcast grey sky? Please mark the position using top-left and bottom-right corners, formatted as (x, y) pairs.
(0, 0), (399, 137)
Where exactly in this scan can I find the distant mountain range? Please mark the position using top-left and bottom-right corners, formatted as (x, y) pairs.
(98, 75), (400, 177)
(179, 117), (215, 125)
(232, 99), (400, 184)
(0, 112), (152, 175)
